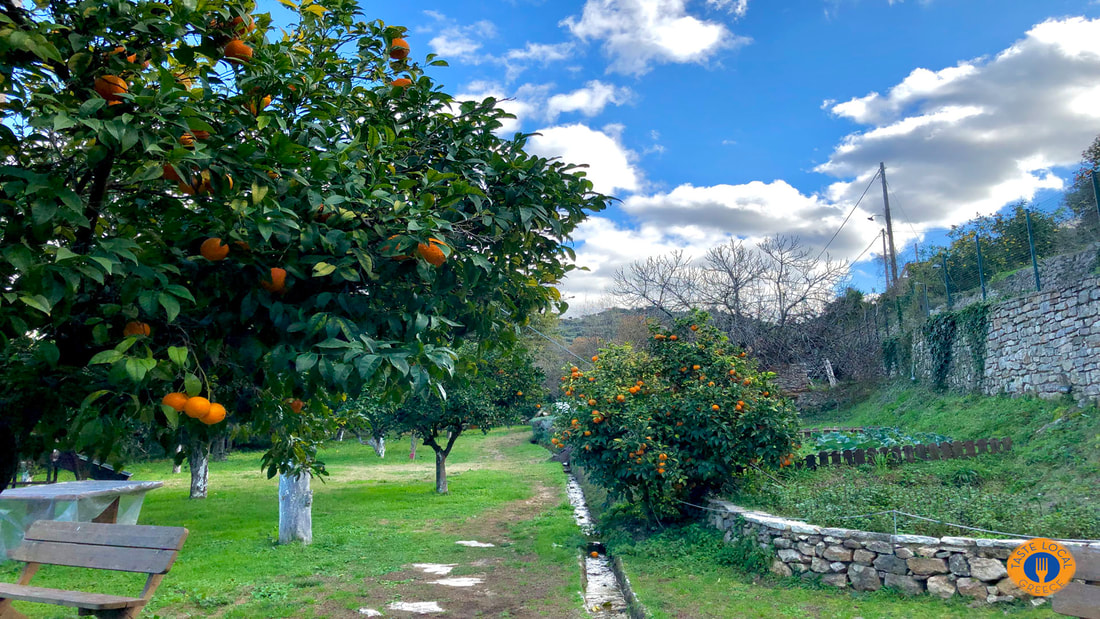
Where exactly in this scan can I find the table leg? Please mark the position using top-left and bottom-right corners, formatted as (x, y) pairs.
(92, 498), (120, 524)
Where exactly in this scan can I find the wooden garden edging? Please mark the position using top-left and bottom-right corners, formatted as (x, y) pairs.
(800, 438), (1012, 470)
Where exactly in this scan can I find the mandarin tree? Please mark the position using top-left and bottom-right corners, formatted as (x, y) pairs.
(395, 341), (546, 493)
(0, 0), (607, 541)
(552, 311), (799, 519)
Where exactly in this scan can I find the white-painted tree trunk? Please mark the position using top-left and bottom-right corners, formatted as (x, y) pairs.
(189, 438), (209, 499)
(278, 472), (313, 545)
(435, 450), (448, 494)
(335, 427), (345, 441)
(171, 444), (182, 474)
(367, 435), (385, 458)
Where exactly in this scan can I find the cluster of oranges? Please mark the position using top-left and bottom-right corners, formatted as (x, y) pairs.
(161, 392), (227, 425)
(388, 38), (413, 88)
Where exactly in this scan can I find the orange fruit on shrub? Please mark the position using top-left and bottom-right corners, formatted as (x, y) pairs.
(183, 397), (211, 419)
(289, 399), (304, 413)
(415, 238), (448, 267)
(94, 75), (127, 104)
(230, 15), (256, 34)
(162, 392), (188, 412)
(223, 39), (253, 63)
(669, 335), (677, 341)
(201, 403), (227, 424)
(390, 78), (412, 88)
(389, 38), (410, 59)
(162, 164), (182, 182)
(261, 267), (287, 293)
(123, 321), (150, 337)
(200, 237), (229, 261)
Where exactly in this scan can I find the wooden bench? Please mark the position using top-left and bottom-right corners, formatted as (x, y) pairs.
(0, 520), (188, 619)
(1052, 545), (1100, 619)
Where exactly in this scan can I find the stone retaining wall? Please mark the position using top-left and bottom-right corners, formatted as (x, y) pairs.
(708, 499), (1099, 606)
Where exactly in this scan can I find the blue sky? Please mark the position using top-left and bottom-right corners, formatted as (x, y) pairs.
(262, 0), (1100, 309)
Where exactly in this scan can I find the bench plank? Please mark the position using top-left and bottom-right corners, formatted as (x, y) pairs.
(1051, 581), (1100, 619)
(0, 583), (142, 611)
(23, 521), (187, 551)
(10, 541), (178, 574)
(1071, 545), (1100, 580)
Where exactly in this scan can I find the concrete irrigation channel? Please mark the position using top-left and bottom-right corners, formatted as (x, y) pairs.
(562, 461), (644, 618)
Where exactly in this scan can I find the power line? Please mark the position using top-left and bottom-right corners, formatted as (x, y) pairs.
(851, 233), (881, 264)
(816, 169), (880, 263)
(884, 180), (921, 261)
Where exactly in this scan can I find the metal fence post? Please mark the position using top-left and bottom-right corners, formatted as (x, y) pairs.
(1025, 208), (1041, 292)
(941, 253), (952, 307)
(975, 233), (987, 301)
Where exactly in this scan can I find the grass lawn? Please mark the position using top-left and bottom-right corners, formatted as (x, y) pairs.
(1, 427), (587, 618)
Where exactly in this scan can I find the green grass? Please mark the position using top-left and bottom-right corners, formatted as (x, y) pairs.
(1, 428), (587, 618)
(771, 382), (1100, 538)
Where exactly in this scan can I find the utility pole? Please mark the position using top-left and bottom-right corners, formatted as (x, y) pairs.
(881, 229), (891, 289)
(879, 162), (899, 284)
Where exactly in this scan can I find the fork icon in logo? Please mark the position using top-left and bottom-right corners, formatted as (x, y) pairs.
(1035, 556), (1049, 583)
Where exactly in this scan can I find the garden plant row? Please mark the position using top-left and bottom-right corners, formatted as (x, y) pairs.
(800, 438), (1013, 469)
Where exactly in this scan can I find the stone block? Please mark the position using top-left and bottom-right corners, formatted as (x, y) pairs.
(957, 577), (986, 598)
(916, 546), (939, 558)
(864, 540), (894, 554)
(987, 595), (1014, 604)
(811, 557), (830, 573)
(996, 577), (1025, 598)
(895, 547), (915, 560)
(843, 539), (861, 550)
(949, 554), (970, 576)
(770, 559), (792, 578)
(853, 549), (876, 565)
(830, 561), (846, 573)
(908, 557), (949, 575)
(848, 564), (882, 591)
(777, 549), (804, 564)
(873, 554), (908, 575)
(823, 546), (853, 562)
(883, 573), (923, 596)
(821, 573), (848, 588)
(773, 537), (792, 549)
(797, 543), (815, 556)
(969, 557), (1007, 581)
(927, 575), (956, 599)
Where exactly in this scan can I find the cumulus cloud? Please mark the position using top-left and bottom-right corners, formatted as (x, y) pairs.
(818, 16), (1100, 230)
(428, 19), (497, 62)
(546, 80), (635, 120)
(561, 0), (750, 75)
(526, 123), (642, 195)
(707, 0), (749, 16)
(453, 82), (552, 135)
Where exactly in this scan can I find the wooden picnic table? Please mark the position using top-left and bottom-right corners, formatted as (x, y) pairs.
(0, 481), (163, 559)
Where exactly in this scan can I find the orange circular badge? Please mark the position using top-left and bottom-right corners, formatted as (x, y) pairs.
(1007, 538), (1076, 597)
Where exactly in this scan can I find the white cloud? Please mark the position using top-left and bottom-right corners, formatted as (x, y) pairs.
(453, 82), (550, 135)
(819, 16), (1100, 230)
(428, 20), (497, 62)
(561, 0), (750, 75)
(707, 0), (749, 17)
(546, 80), (634, 120)
(526, 123), (642, 195)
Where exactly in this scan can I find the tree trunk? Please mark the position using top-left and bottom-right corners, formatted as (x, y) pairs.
(409, 432), (417, 459)
(334, 427), (345, 441)
(367, 435), (385, 458)
(278, 472), (313, 545)
(189, 437), (209, 499)
(211, 436), (228, 462)
(435, 449), (448, 494)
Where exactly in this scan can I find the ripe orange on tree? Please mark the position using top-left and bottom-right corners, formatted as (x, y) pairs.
(201, 403), (227, 425)
(289, 399), (304, 414)
(123, 321), (150, 337)
(183, 396), (211, 419)
(248, 95), (272, 115)
(161, 392), (188, 412)
(261, 267), (287, 293)
(390, 78), (412, 88)
(94, 75), (127, 104)
(230, 15), (256, 34)
(415, 238), (449, 267)
(162, 164), (182, 182)
(389, 38), (410, 59)
(223, 39), (253, 64)
(200, 237), (230, 261)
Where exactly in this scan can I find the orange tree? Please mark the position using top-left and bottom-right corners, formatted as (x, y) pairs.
(0, 0), (606, 497)
(394, 340), (546, 493)
(551, 311), (799, 519)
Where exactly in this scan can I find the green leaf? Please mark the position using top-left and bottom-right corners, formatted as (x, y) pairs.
(36, 341), (60, 367)
(252, 181), (269, 205)
(125, 358), (150, 383)
(184, 373), (201, 396)
(81, 390), (111, 410)
(312, 262), (337, 277)
(19, 294), (52, 315)
(54, 247), (79, 262)
(296, 353), (318, 372)
(167, 346), (188, 368)
(158, 292), (181, 322)
(161, 405), (180, 429)
(303, 4), (327, 15)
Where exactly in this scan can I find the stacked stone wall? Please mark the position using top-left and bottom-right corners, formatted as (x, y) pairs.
(708, 500), (1099, 606)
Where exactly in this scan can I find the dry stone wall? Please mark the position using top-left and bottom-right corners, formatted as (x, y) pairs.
(708, 500), (1099, 606)
(909, 274), (1100, 405)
